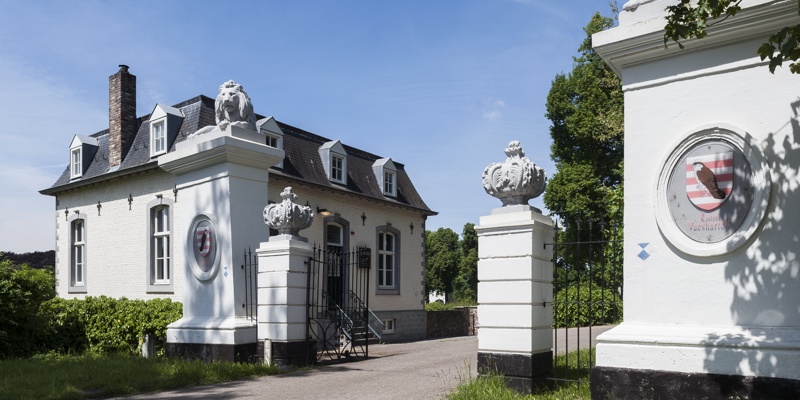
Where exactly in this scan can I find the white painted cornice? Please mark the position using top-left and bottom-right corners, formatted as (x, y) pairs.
(594, 0), (800, 76)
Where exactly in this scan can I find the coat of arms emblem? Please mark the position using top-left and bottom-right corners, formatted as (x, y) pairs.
(685, 151), (733, 211)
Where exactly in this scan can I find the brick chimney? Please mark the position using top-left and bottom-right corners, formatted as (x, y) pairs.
(108, 65), (137, 167)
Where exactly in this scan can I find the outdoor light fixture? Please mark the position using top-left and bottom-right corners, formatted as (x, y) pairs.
(173, 185), (178, 202)
(65, 208), (69, 220)
(97, 201), (102, 216)
(128, 193), (133, 210)
(317, 207), (332, 216)
(361, 212), (367, 226)
(410, 222), (414, 234)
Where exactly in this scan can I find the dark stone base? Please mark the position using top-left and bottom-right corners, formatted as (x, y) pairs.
(165, 342), (258, 363)
(478, 351), (553, 394)
(591, 366), (800, 400)
(259, 340), (317, 368)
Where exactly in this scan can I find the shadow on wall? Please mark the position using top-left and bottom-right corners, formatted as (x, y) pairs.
(703, 98), (800, 386)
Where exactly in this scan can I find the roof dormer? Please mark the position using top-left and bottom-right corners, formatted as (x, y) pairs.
(148, 104), (184, 158)
(319, 140), (348, 185)
(69, 135), (99, 180)
(257, 117), (284, 168)
(372, 158), (398, 197)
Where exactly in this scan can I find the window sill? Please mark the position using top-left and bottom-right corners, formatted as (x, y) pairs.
(68, 286), (87, 294)
(147, 284), (174, 294)
(377, 288), (400, 295)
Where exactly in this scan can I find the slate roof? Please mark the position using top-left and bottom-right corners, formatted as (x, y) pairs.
(41, 96), (436, 216)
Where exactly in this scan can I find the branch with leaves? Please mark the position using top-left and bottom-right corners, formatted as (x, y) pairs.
(664, 0), (800, 74)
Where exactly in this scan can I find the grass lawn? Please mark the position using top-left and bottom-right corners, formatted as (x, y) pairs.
(0, 352), (282, 400)
(448, 348), (594, 400)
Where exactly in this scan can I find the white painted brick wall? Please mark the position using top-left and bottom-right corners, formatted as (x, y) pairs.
(54, 169), (182, 301)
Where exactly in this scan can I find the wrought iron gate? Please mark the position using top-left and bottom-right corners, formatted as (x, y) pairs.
(546, 216), (623, 383)
(306, 246), (384, 363)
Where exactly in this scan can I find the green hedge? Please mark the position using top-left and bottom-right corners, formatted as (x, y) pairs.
(43, 296), (183, 356)
(0, 260), (56, 358)
(0, 258), (183, 358)
(552, 285), (622, 328)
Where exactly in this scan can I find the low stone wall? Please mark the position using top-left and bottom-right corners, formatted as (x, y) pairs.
(427, 306), (478, 338)
(374, 310), (427, 343)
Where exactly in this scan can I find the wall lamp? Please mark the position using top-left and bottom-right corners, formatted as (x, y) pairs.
(361, 212), (367, 226)
(317, 207), (332, 216)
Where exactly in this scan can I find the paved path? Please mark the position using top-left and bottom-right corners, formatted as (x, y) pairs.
(124, 326), (614, 400)
(125, 337), (479, 400)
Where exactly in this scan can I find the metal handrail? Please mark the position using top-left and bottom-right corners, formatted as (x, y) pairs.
(349, 290), (384, 341)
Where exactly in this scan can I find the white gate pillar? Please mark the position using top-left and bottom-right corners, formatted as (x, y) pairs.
(476, 141), (553, 393)
(257, 187), (315, 367)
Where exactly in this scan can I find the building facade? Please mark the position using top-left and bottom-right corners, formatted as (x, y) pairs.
(41, 66), (436, 343)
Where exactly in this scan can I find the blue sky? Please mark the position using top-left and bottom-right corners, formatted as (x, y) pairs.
(0, 1), (612, 253)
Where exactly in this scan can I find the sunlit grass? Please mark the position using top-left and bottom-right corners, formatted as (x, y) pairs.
(448, 349), (593, 400)
(0, 352), (282, 400)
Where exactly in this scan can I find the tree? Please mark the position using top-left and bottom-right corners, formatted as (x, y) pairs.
(453, 223), (478, 302)
(544, 13), (624, 291)
(424, 228), (461, 299)
(664, 0), (800, 74)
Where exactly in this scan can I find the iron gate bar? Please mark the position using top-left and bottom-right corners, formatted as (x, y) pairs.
(305, 246), (382, 364)
(545, 214), (623, 385)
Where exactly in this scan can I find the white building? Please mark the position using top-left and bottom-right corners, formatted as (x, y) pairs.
(40, 66), (436, 346)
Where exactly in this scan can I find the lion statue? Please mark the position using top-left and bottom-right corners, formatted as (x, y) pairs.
(190, 80), (256, 136)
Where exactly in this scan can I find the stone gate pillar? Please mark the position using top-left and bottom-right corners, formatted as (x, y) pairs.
(476, 141), (553, 393)
(159, 81), (284, 362)
(257, 187), (315, 367)
(590, 2), (800, 398)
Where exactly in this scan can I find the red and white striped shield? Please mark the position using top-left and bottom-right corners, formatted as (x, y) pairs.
(686, 151), (734, 211)
(195, 226), (212, 257)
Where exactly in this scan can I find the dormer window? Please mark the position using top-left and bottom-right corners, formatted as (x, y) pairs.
(384, 170), (395, 195)
(372, 158), (397, 197)
(319, 140), (348, 184)
(151, 121), (166, 155)
(331, 154), (344, 182)
(71, 148), (82, 179)
(257, 117), (285, 168)
(148, 104), (184, 158)
(69, 135), (99, 180)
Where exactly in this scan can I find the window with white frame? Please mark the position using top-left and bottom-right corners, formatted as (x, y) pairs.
(383, 170), (395, 196)
(382, 318), (396, 334)
(147, 198), (174, 292)
(71, 148), (82, 179)
(378, 231), (395, 288)
(266, 134), (279, 148)
(151, 120), (167, 156)
(70, 218), (86, 289)
(376, 225), (400, 294)
(331, 154), (344, 183)
(152, 206), (170, 284)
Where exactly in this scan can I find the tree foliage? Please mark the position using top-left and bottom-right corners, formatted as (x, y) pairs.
(0, 259), (55, 358)
(425, 223), (479, 303)
(425, 228), (461, 297)
(544, 13), (624, 292)
(453, 223), (478, 302)
(664, 0), (800, 74)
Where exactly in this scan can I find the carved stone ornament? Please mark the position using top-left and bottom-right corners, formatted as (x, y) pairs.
(263, 187), (314, 241)
(482, 140), (547, 207)
(190, 80), (256, 136)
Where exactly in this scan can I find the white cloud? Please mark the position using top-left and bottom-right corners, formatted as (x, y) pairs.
(482, 99), (506, 121)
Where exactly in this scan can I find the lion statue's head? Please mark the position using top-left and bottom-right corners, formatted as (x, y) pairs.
(215, 80), (256, 130)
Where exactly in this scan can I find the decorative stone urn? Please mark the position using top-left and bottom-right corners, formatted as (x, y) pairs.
(263, 187), (314, 241)
(482, 140), (547, 207)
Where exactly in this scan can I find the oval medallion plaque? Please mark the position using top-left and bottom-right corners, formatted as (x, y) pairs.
(187, 213), (220, 281)
(655, 126), (771, 257)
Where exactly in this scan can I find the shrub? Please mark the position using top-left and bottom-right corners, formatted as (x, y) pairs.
(0, 260), (56, 358)
(552, 284), (622, 328)
(42, 296), (183, 355)
(425, 301), (454, 312)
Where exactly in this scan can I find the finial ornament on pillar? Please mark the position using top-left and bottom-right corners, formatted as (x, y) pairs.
(263, 187), (315, 242)
(482, 140), (547, 207)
